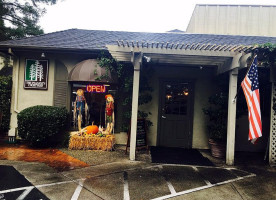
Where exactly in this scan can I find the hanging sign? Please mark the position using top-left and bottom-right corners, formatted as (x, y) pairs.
(24, 59), (49, 90)
(86, 85), (106, 93)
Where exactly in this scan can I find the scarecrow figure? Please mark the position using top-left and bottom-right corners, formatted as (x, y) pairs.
(105, 94), (115, 134)
(74, 89), (89, 131)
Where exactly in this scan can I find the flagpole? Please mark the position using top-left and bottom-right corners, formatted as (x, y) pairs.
(232, 53), (257, 103)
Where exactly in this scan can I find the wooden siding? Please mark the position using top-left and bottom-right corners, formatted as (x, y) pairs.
(186, 4), (276, 37)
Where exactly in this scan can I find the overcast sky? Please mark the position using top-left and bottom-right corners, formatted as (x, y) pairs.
(39, 0), (276, 33)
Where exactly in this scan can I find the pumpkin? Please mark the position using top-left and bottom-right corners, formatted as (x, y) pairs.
(86, 125), (99, 134)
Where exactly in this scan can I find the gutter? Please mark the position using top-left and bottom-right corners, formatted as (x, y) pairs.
(0, 45), (109, 52)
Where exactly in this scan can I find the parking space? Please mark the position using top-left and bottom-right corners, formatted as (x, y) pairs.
(0, 162), (256, 200)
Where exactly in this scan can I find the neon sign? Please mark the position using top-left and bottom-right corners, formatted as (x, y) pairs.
(86, 85), (106, 93)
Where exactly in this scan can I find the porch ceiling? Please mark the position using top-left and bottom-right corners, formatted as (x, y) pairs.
(107, 41), (253, 71)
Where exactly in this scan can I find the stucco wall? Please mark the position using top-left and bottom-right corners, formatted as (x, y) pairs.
(8, 52), (221, 150)
(9, 53), (56, 136)
(140, 65), (216, 149)
(17, 57), (55, 109)
(9, 52), (97, 136)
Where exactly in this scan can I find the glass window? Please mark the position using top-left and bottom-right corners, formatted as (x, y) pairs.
(71, 83), (117, 129)
(164, 83), (189, 115)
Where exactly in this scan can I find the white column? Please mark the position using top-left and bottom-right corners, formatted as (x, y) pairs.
(8, 56), (20, 139)
(129, 53), (142, 161)
(226, 68), (238, 165)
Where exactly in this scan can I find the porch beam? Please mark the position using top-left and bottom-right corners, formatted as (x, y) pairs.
(129, 52), (142, 161)
(107, 45), (239, 58)
(110, 52), (231, 65)
(217, 53), (243, 74)
(218, 53), (252, 74)
(226, 68), (238, 165)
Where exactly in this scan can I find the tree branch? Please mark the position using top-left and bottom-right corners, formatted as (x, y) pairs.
(3, 13), (28, 25)
(3, 1), (40, 18)
(2, 17), (27, 28)
(2, 2), (26, 11)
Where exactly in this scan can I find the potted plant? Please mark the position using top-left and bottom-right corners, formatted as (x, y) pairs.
(203, 92), (228, 158)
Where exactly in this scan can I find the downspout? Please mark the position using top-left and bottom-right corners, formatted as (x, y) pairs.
(9, 48), (20, 113)
(5, 48), (19, 142)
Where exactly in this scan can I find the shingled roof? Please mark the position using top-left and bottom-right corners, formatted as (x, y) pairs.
(0, 29), (276, 51)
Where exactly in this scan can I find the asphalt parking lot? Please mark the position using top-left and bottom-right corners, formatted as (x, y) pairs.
(1, 160), (270, 200)
(0, 165), (49, 200)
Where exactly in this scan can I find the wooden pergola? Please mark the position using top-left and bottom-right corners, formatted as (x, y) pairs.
(107, 41), (261, 165)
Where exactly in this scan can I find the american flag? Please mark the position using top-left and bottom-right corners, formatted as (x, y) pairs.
(241, 56), (262, 144)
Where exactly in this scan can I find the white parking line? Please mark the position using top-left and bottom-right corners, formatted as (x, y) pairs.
(192, 167), (212, 186)
(166, 181), (176, 194)
(157, 166), (176, 194)
(123, 171), (130, 200)
(0, 186), (33, 194)
(0, 179), (85, 195)
(71, 179), (85, 200)
(0, 164), (255, 200)
(225, 167), (252, 176)
(152, 174), (256, 200)
(203, 179), (212, 186)
(16, 186), (33, 200)
(225, 168), (241, 178)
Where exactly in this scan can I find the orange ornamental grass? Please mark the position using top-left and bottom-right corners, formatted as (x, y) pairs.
(0, 144), (88, 171)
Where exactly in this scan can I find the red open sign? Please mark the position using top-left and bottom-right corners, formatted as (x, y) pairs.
(86, 85), (106, 93)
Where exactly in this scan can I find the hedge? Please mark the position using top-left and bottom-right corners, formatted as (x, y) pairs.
(0, 76), (12, 133)
(17, 105), (68, 147)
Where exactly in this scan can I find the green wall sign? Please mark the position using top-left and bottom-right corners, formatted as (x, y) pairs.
(24, 59), (49, 90)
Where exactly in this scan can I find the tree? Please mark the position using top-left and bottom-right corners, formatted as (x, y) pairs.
(254, 44), (276, 114)
(0, 75), (12, 133)
(254, 43), (276, 67)
(0, 0), (57, 41)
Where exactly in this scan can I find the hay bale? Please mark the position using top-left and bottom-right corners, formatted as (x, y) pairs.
(69, 134), (115, 151)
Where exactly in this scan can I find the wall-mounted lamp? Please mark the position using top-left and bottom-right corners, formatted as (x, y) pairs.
(41, 53), (45, 58)
(184, 89), (189, 96)
(144, 56), (151, 63)
(199, 66), (203, 70)
(166, 94), (172, 100)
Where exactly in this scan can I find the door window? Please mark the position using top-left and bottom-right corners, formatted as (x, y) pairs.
(164, 83), (189, 115)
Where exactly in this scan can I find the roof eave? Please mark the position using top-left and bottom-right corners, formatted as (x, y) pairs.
(0, 45), (109, 54)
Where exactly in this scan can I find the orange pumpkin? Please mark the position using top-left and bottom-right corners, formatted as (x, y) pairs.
(86, 125), (99, 134)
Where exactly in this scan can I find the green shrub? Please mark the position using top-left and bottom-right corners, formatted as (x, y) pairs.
(202, 92), (228, 142)
(17, 105), (68, 147)
(0, 76), (12, 133)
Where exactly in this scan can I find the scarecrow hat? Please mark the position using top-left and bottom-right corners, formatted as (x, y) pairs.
(105, 94), (113, 99)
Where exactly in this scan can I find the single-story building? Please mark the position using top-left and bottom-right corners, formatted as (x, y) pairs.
(0, 28), (276, 166)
